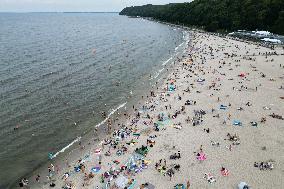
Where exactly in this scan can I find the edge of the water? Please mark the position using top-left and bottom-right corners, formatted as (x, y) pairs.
(9, 19), (190, 189)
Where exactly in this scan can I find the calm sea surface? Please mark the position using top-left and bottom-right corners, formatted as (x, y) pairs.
(0, 13), (186, 188)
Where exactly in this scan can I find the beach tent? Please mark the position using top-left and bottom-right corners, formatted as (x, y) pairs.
(95, 149), (101, 155)
(115, 176), (128, 188)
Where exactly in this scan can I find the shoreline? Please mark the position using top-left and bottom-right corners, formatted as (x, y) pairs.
(23, 29), (284, 188)
(20, 26), (189, 189)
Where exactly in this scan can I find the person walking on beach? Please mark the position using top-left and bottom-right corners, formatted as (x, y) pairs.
(35, 174), (40, 182)
(50, 164), (55, 172)
(186, 180), (190, 189)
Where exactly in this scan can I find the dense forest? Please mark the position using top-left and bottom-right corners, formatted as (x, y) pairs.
(119, 0), (284, 35)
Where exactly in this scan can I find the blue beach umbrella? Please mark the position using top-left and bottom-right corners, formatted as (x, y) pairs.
(91, 166), (101, 173)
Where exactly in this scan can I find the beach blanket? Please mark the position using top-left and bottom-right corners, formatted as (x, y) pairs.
(197, 152), (207, 161)
(127, 180), (136, 189)
(168, 84), (175, 92)
(175, 184), (185, 189)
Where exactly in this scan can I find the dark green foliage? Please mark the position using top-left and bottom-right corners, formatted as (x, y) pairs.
(119, 0), (284, 35)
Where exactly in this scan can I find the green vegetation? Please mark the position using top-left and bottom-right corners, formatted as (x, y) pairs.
(119, 0), (284, 35)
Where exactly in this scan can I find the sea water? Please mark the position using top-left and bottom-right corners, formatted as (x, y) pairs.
(0, 12), (186, 188)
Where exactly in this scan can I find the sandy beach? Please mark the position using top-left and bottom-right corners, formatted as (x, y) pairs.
(26, 30), (284, 189)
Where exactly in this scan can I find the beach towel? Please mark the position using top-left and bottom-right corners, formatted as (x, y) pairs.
(115, 176), (128, 188)
(175, 184), (185, 189)
(221, 169), (229, 176)
(133, 133), (140, 136)
(197, 152), (207, 161)
(127, 180), (136, 189)
(168, 84), (175, 92)
(95, 149), (101, 155)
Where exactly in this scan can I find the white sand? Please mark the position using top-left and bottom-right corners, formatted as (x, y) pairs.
(29, 31), (284, 189)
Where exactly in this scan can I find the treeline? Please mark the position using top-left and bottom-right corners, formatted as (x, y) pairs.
(119, 0), (284, 35)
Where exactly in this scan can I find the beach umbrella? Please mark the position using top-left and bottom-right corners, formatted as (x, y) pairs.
(91, 166), (101, 173)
